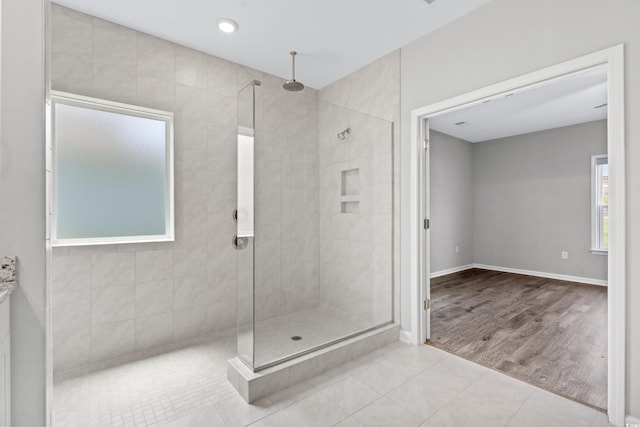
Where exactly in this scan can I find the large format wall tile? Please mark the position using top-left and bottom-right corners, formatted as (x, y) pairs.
(52, 254), (91, 292)
(137, 32), (176, 83)
(50, 3), (321, 373)
(318, 53), (399, 325)
(50, 4), (243, 372)
(173, 306), (207, 341)
(52, 289), (91, 336)
(91, 252), (135, 287)
(53, 326), (91, 372)
(50, 4), (399, 374)
(90, 320), (136, 361)
(91, 284), (135, 325)
(51, 15), (92, 93)
(135, 312), (174, 350)
(135, 279), (174, 317)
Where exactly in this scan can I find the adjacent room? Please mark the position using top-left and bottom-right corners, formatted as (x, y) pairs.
(427, 67), (609, 409)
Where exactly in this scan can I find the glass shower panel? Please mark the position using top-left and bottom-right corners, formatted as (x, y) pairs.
(316, 103), (394, 340)
(249, 96), (394, 370)
(236, 81), (258, 368)
(251, 83), (320, 368)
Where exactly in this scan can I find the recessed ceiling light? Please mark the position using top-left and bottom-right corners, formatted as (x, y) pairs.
(217, 18), (238, 33)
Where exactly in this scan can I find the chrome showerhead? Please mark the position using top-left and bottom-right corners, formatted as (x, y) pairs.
(283, 51), (305, 92)
(283, 80), (304, 92)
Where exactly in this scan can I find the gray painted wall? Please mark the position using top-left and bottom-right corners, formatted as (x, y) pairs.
(0, 0), (46, 425)
(431, 122), (607, 282)
(429, 131), (474, 273)
(400, 0), (640, 416)
(472, 120), (607, 281)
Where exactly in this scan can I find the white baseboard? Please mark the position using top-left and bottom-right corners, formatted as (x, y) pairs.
(430, 262), (607, 286)
(430, 264), (474, 279)
(399, 329), (414, 345)
(473, 263), (608, 287)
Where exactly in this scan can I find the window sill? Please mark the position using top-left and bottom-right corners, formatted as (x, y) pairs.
(51, 234), (175, 247)
(591, 249), (608, 256)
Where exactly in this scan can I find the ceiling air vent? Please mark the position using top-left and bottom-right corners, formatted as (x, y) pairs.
(454, 121), (470, 127)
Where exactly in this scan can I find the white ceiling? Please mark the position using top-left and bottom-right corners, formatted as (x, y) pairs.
(429, 66), (608, 142)
(52, 0), (491, 89)
(52, 0), (605, 138)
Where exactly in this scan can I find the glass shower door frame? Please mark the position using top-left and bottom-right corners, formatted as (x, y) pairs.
(236, 80), (259, 370)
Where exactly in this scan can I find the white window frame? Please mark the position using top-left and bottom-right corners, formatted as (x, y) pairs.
(50, 91), (175, 246)
(591, 154), (608, 254)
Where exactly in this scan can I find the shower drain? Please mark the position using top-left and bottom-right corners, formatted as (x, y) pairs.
(291, 336), (302, 341)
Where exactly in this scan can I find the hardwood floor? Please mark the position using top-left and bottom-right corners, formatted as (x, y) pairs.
(429, 268), (607, 410)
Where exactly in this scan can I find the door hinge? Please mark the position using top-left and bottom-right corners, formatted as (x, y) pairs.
(424, 299), (431, 310)
(424, 218), (430, 229)
(424, 138), (430, 150)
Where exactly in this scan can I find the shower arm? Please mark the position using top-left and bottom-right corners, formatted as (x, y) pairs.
(291, 51), (297, 81)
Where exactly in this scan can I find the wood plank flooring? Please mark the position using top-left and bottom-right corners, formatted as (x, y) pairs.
(429, 268), (607, 410)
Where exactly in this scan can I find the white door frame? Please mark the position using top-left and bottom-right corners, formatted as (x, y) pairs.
(408, 45), (626, 426)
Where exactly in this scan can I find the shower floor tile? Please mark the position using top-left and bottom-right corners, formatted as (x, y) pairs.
(52, 333), (237, 427)
(253, 305), (373, 367)
(52, 337), (611, 427)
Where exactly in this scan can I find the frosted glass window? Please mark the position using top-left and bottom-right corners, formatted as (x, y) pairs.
(52, 92), (174, 245)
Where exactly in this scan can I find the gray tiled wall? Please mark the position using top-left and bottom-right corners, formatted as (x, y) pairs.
(51, 4), (400, 375)
(318, 52), (401, 324)
(253, 83), (320, 322)
(50, 5), (319, 374)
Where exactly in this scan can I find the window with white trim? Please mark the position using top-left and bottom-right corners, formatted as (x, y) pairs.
(591, 154), (608, 254)
(51, 92), (174, 246)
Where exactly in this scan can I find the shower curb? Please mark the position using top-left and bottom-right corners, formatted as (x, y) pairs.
(226, 323), (400, 403)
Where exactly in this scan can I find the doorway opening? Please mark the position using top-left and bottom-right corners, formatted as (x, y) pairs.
(409, 45), (625, 425)
(428, 66), (608, 410)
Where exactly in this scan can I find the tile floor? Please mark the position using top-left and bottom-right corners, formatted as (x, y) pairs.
(53, 335), (613, 427)
(52, 332), (238, 427)
(252, 306), (371, 367)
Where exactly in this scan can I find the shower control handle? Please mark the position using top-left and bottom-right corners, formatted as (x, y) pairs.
(232, 234), (248, 250)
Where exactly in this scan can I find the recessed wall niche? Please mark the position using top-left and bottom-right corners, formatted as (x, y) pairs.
(340, 168), (360, 213)
(341, 168), (360, 196)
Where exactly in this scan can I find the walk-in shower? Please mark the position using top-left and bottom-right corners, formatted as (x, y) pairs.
(235, 80), (394, 371)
